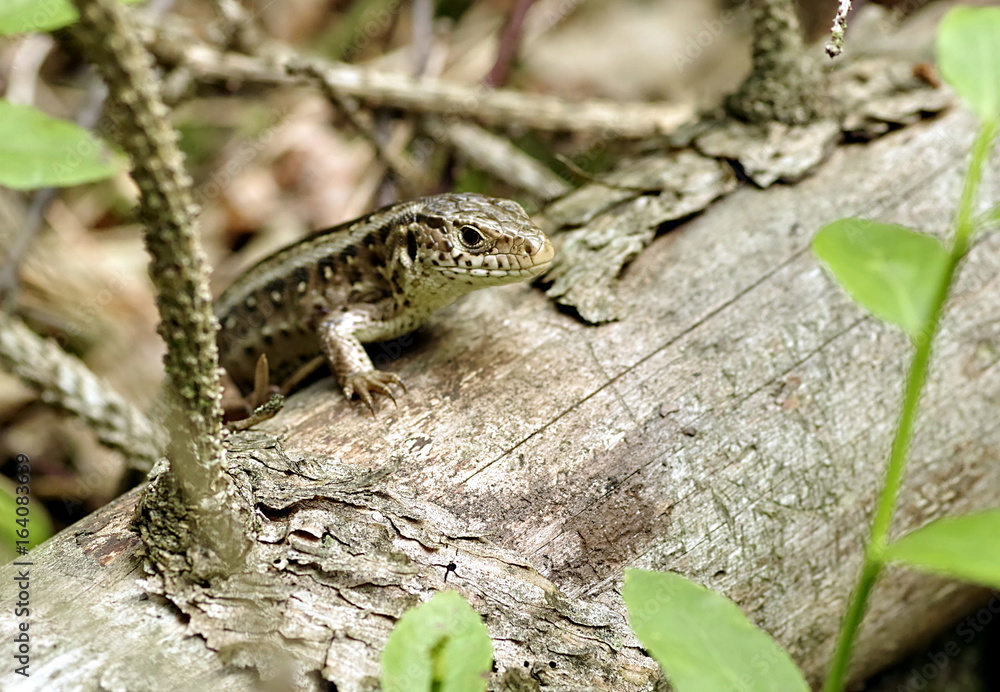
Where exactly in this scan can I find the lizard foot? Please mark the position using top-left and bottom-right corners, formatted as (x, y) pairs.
(343, 370), (405, 415)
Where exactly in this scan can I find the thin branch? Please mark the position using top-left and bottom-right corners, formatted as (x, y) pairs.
(5, 33), (55, 105)
(0, 313), (164, 468)
(486, 0), (537, 87)
(141, 24), (694, 138)
(427, 118), (569, 200)
(410, 0), (433, 78)
(288, 62), (428, 196)
(209, 0), (261, 52)
(826, 0), (852, 58)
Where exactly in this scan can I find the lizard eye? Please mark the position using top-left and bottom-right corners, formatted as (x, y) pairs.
(459, 225), (484, 247)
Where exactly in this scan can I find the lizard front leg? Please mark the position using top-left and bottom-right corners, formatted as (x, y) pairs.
(318, 311), (403, 413)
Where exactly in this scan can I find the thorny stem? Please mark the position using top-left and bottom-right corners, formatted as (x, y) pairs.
(67, 0), (247, 577)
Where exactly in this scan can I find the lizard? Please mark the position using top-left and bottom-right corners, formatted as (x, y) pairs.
(214, 192), (554, 413)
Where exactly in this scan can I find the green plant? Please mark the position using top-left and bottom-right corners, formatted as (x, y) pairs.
(0, 0), (143, 36)
(624, 569), (809, 691)
(0, 471), (53, 564)
(381, 590), (493, 692)
(0, 100), (125, 189)
(0, 0), (140, 189)
(619, 6), (1000, 692)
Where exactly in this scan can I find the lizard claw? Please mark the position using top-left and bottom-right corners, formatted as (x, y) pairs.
(342, 370), (404, 415)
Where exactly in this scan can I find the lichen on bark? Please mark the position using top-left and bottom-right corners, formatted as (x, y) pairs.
(726, 0), (829, 125)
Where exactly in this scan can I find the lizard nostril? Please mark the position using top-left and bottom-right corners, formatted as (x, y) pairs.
(530, 237), (554, 265)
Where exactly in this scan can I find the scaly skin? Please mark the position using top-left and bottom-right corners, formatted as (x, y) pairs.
(215, 193), (554, 411)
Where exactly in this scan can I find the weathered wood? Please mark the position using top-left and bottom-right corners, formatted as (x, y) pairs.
(3, 105), (999, 691)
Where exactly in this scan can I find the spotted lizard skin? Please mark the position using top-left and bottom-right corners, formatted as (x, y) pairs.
(215, 193), (554, 410)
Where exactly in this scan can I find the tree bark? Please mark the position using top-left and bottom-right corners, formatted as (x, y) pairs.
(3, 105), (999, 691)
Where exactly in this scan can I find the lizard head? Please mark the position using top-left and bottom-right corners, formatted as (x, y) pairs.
(403, 193), (554, 288)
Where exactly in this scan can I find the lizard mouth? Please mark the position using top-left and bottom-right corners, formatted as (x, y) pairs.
(440, 263), (550, 279)
(437, 236), (555, 279)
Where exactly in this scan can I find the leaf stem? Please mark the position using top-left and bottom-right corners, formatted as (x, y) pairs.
(822, 119), (998, 692)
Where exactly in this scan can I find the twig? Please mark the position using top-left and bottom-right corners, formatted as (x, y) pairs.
(486, 0), (537, 87)
(226, 393), (284, 432)
(5, 33), (55, 105)
(210, 0), (261, 52)
(411, 0), (433, 78)
(0, 313), (164, 469)
(826, 0), (852, 58)
(288, 62), (428, 196)
(428, 118), (569, 200)
(551, 153), (651, 194)
(141, 24), (694, 138)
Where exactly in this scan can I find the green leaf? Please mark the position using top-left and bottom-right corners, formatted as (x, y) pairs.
(0, 473), (54, 564)
(0, 0), (143, 36)
(981, 202), (1000, 230)
(381, 590), (492, 692)
(0, 0), (145, 35)
(0, 100), (126, 190)
(0, 0), (77, 34)
(937, 6), (1000, 123)
(623, 569), (808, 692)
(813, 219), (949, 338)
(885, 509), (1000, 590)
